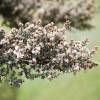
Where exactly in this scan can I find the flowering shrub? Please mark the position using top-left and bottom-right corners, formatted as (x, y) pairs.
(0, 0), (95, 29)
(0, 21), (98, 86)
(0, 0), (42, 27)
(35, 0), (95, 29)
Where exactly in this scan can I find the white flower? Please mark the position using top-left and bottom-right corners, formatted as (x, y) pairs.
(25, 43), (31, 49)
(13, 49), (24, 59)
(32, 58), (37, 65)
(72, 50), (77, 54)
(64, 59), (69, 63)
(15, 45), (19, 51)
(35, 46), (41, 51)
(67, 48), (71, 54)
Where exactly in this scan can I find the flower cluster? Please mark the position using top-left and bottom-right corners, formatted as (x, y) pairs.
(0, 21), (98, 86)
(0, 0), (95, 30)
(0, 0), (42, 27)
(35, 0), (95, 29)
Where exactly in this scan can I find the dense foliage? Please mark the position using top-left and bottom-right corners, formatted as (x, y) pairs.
(0, 0), (95, 29)
(0, 0), (42, 27)
(0, 21), (98, 86)
(35, 0), (95, 29)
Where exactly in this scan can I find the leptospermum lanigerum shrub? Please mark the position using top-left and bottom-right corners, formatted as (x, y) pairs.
(35, 0), (95, 29)
(0, 21), (98, 87)
(0, 0), (95, 30)
(0, 0), (41, 27)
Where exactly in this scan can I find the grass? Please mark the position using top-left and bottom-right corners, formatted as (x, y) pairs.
(17, 67), (100, 100)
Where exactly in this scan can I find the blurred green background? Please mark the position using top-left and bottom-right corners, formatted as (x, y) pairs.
(0, 0), (100, 100)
